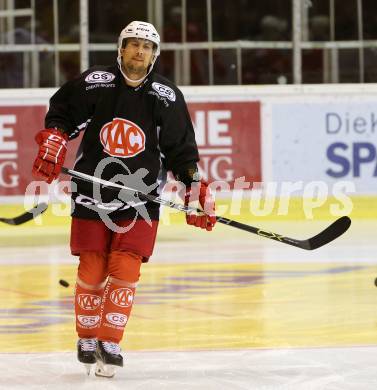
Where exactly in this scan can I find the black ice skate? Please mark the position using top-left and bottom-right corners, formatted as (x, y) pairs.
(77, 338), (98, 375)
(95, 340), (123, 378)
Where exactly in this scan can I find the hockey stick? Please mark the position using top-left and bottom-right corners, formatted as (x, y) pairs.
(0, 202), (48, 226)
(61, 167), (351, 250)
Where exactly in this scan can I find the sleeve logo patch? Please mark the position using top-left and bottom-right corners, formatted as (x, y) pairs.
(152, 82), (176, 101)
(85, 71), (115, 83)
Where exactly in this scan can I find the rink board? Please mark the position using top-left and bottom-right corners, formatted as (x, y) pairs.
(0, 194), (375, 222)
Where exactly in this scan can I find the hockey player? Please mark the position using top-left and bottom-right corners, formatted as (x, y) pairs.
(31, 21), (216, 377)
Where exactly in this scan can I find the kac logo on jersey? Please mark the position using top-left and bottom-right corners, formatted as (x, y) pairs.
(85, 71), (115, 83)
(100, 118), (146, 158)
(110, 288), (134, 308)
(152, 82), (176, 102)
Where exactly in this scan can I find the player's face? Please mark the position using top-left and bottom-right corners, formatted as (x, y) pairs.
(120, 38), (155, 79)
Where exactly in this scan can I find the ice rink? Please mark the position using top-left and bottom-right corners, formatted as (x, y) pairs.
(0, 211), (376, 390)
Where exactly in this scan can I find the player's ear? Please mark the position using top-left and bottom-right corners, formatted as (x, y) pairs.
(150, 50), (157, 64)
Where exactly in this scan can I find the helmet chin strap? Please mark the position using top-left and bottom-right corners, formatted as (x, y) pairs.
(117, 53), (157, 85)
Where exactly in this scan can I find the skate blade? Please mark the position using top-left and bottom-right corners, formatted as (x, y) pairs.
(84, 363), (94, 376)
(95, 360), (116, 378)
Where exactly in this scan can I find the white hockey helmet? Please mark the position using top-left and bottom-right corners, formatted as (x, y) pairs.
(117, 21), (161, 84)
(118, 21), (160, 57)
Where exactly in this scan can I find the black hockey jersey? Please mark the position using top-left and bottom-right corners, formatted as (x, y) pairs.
(45, 65), (199, 221)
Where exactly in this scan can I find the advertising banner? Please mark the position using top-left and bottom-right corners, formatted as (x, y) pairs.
(2, 85), (377, 199)
(0, 96), (261, 197)
(270, 101), (377, 194)
(0, 104), (80, 197)
(188, 101), (261, 185)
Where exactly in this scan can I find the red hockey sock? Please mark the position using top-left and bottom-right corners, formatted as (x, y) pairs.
(75, 251), (108, 339)
(75, 281), (104, 338)
(97, 251), (142, 344)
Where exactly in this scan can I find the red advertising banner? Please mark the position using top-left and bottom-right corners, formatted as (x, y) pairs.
(0, 106), (46, 196)
(188, 101), (261, 185)
(0, 106), (79, 197)
(0, 101), (261, 197)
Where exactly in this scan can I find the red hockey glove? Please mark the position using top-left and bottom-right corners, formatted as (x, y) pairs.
(32, 129), (68, 183)
(184, 181), (216, 231)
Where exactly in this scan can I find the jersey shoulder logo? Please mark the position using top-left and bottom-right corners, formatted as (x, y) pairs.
(85, 71), (115, 83)
(100, 118), (146, 158)
(152, 82), (176, 102)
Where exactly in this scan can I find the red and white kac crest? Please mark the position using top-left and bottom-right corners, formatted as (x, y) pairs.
(100, 117), (146, 158)
(77, 294), (101, 310)
(110, 288), (134, 308)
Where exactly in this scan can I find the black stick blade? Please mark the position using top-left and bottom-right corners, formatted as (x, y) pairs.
(0, 203), (48, 226)
(305, 216), (352, 250)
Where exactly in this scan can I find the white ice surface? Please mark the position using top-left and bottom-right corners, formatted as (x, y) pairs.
(0, 220), (374, 389)
(0, 347), (377, 390)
